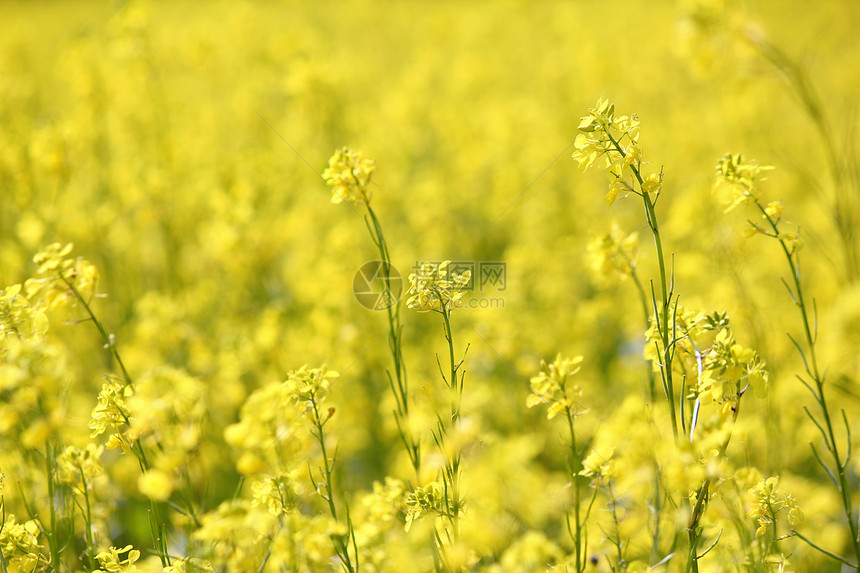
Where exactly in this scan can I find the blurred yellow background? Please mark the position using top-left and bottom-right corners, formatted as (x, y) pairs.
(2, 0), (860, 570)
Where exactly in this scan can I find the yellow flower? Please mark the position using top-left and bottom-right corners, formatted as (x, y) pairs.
(57, 443), (105, 484)
(764, 199), (783, 222)
(284, 364), (339, 405)
(587, 224), (640, 285)
(322, 147), (375, 206)
(0, 515), (42, 571)
(404, 481), (445, 532)
(580, 448), (616, 484)
(139, 468), (175, 501)
(713, 153), (774, 212)
(95, 545), (141, 572)
(746, 475), (803, 538)
(406, 260), (471, 313)
(526, 354), (587, 419)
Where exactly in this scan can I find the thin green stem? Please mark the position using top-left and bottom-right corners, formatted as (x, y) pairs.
(310, 396), (357, 573)
(62, 275), (170, 567)
(565, 407), (585, 572)
(45, 443), (61, 571)
(439, 304), (462, 545)
(63, 279), (133, 389)
(80, 476), (97, 572)
(753, 200), (860, 568)
(365, 205), (421, 477)
(605, 132), (678, 439)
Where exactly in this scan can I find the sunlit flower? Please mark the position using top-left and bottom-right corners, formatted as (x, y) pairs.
(713, 153), (773, 212)
(526, 354), (587, 420)
(406, 261), (471, 312)
(323, 147), (375, 206)
(95, 545), (141, 572)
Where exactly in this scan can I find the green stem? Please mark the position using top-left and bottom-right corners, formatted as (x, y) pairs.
(45, 443), (61, 571)
(310, 396), (357, 573)
(440, 305), (462, 544)
(605, 132), (678, 439)
(565, 407), (584, 572)
(753, 200), (860, 568)
(63, 279), (133, 389)
(80, 476), (97, 572)
(365, 205), (421, 477)
(63, 276), (170, 567)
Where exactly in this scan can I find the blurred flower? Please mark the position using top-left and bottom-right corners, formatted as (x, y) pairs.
(163, 557), (215, 573)
(406, 260), (471, 312)
(713, 153), (773, 212)
(90, 379), (135, 451)
(323, 147), (375, 206)
(95, 545), (141, 572)
(404, 481), (444, 532)
(747, 476), (803, 538)
(138, 468), (175, 501)
(526, 354), (587, 420)
(27, 242), (100, 309)
(580, 448), (616, 486)
(587, 224), (640, 286)
(57, 443), (104, 485)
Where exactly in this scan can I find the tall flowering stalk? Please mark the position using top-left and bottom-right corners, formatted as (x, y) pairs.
(324, 148), (420, 477)
(716, 153), (860, 570)
(286, 365), (359, 573)
(572, 100), (676, 437)
(573, 101), (768, 572)
(406, 261), (470, 570)
(28, 243), (172, 568)
(527, 355), (596, 573)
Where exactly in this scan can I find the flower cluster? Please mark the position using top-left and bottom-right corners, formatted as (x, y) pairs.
(192, 500), (279, 570)
(322, 147), (376, 206)
(406, 261), (471, 312)
(586, 224), (640, 286)
(361, 477), (407, 526)
(94, 544), (141, 572)
(573, 98), (662, 205)
(526, 354), (587, 419)
(27, 242), (100, 309)
(223, 378), (314, 476)
(580, 448), (616, 486)
(57, 443), (105, 485)
(126, 367), (209, 500)
(284, 364), (339, 406)
(0, 515), (43, 572)
(0, 283), (48, 342)
(713, 153), (774, 212)
(747, 476), (804, 538)
(250, 472), (301, 516)
(645, 309), (768, 412)
(404, 481), (444, 532)
(89, 379), (135, 451)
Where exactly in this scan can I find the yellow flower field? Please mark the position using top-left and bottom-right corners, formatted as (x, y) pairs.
(2, 1), (860, 571)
